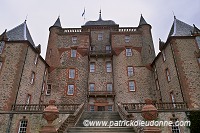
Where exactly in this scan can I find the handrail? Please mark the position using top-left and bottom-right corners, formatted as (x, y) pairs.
(118, 103), (143, 133)
(11, 104), (80, 113)
(118, 27), (138, 32)
(121, 102), (188, 112)
(89, 50), (112, 55)
(63, 28), (82, 33)
(57, 103), (85, 133)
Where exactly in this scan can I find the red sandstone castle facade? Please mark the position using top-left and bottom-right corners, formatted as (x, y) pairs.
(0, 13), (199, 133)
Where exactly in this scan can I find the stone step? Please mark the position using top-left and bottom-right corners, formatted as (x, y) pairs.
(67, 127), (135, 133)
(76, 111), (122, 127)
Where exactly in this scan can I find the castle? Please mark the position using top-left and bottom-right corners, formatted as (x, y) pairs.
(0, 12), (199, 133)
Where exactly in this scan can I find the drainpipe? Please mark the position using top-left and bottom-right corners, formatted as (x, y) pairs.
(6, 45), (29, 133)
(169, 42), (185, 102)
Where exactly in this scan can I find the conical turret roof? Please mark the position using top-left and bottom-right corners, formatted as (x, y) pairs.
(139, 14), (148, 26)
(6, 20), (35, 47)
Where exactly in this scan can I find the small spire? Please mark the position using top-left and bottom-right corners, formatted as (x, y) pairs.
(139, 14), (148, 26)
(52, 16), (62, 28)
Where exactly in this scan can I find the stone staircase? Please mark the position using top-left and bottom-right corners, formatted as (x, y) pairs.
(66, 111), (135, 133)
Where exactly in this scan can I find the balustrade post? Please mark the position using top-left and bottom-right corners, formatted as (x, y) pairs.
(141, 99), (161, 133)
(39, 100), (59, 133)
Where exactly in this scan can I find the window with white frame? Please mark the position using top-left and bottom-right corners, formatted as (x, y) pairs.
(18, 119), (28, 133)
(0, 41), (5, 54)
(166, 68), (171, 82)
(171, 118), (180, 133)
(71, 49), (77, 57)
(90, 105), (95, 111)
(106, 62), (112, 72)
(67, 84), (74, 95)
(46, 84), (51, 95)
(69, 69), (75, 79)
(155, 79), (160, 90)
(25, 94), (31, 110)
(127, 66), (134, 76)
(42, 82), (45, 93)
(34, 54), (38, 65)
(98, 33), (103, 40)
(72, 36), (77, 43)
(90, 63), (95, 72)
(162, 50), (166, 61)
(129, 81), (135, 91)
(89, 83), (95, 91)
(107, 83), (112, 91)
(108, 105), (112, 111)
(126, 48), (132, 56)
(30, 72), (35, 84)
(106, 45), (111, 53)
(125, 35), (130, 43)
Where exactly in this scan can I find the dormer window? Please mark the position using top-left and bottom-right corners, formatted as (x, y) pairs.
(98, 33), (103, 41)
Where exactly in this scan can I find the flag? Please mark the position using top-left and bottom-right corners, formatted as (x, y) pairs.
(82, 8), (85, 17)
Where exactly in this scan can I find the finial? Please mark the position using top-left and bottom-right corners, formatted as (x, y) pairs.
(172, 11), (176, 19)
(99, 9), (102, 20)
(25, 14), (28, 22)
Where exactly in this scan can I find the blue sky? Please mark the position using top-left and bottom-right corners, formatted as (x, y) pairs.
(0, 0), (200, 58)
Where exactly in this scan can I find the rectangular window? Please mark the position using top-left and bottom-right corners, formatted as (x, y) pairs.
(89, 83), (95, 91)
(90, 105), (95, 111)
(166, 68), (171, 82)
(108, 105), (113, 111)
(18, 119), (28, 133)
(106, 62), (112, 72)
(71, 49), (77, 57)
(129, 81), (135, 91)
(0, 61), (2, 70)
(106, 45), (111, 53)
(90, 63), (95, 72)
(127, 66), (134, 76)
(125, 35), (130, 43)
(98, 33), (103, 40)
(25, 94), (31, 110)
(170, 92), (176, 108)
(72, 36), (77, 43)
(69, 69), (75, 79)
(195, 36), (200, 49)
(198, 58), (200, 63)
(46, 84), (51, 95)
(90, 46), (95, 51)
(171, 118), (180, 133)
(107, 83), (112, 91)
(162, 50), (166, 61)
(42, 82), (45, 93)
(67, 84), (74, 95)
(126, 48), (132, 56)
(0, 41), (5, 54)
(30, 72), (35, 84)
(34, 54), (38, 65)
(155, 79), (160, 90)
(49, 49), (52, 58)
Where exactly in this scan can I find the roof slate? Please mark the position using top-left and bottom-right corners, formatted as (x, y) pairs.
(139, 15), (148, 26)
(84, 11), (118, 26)
(53, 17), (62, 28)
(6, 21), (35, 46)
(168, 17), (194, 37)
